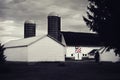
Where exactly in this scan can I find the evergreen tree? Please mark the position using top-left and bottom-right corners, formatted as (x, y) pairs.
(83, 0), (120, 55)
(0, 43), (6, 65)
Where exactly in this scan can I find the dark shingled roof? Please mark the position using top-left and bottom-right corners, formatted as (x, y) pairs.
(62, 31), (103, 47)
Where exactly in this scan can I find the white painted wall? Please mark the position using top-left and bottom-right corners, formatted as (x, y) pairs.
(74, 53), (82, 60)
(61, 35), (66, 46)
(66, 47), (75, 58)
(66, 46), (100, 60)
(100, 49), (120, 62)
(4, 47), (28, 61)
(28, 36), (65, 62)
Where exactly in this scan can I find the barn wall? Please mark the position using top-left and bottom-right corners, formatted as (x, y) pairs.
(4, 47), (28, 61)
(28, 37), (65, 62)
(66, 46), (100, 60)
(61, 35), (66, 46)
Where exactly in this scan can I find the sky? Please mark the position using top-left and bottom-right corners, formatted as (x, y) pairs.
(0, 0), (94, 43)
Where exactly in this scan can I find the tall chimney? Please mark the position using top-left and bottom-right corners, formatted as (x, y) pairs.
(24, 20), (36, 38)
(48, 12), (61, 42)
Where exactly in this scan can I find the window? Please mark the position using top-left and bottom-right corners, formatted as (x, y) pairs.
(83, 54), (87, 56)
(71, 54), (73, 56)
(83, 54), (84, 56)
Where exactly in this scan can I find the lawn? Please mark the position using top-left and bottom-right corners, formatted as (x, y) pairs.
(0, 61), (120, 80)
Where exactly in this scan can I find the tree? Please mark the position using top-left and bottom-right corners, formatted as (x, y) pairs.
(83, 0), (120, 55)
(0, 43), (6, 65)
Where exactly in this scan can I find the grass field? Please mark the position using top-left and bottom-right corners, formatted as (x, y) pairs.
(0, 61), (120, 80)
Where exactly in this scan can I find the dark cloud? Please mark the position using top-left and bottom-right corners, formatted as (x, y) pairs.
(10, 0), (26, 4)
(0, 0), (88, 21)
(0, 0), (8, 9)
(0, 0), (7, 18)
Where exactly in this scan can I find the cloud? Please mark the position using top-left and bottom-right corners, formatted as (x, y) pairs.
(0, 36), (21, 44)
(0, 0), (91, 43)
(54, 0), (88, 10)
(0, 20), (16, 32)
(0, 0), (88, 20)
(0, 20), (22, 37)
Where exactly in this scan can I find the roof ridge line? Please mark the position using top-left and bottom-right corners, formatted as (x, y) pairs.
(28, 35), (47, 46)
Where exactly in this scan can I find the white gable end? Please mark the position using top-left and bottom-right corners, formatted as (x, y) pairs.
(28, 36), (65, 62)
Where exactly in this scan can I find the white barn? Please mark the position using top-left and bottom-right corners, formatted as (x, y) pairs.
(62, 32), (103, 60)
(3, 12), (120, 63)
(66, 46), (100, 60)
(4, 35), (65, 62)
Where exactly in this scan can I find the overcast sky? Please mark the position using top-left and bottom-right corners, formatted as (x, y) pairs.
(0, 0), (94, 43)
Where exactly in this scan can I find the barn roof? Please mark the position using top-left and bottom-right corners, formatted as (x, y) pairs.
(4, 34), (65, 48)
(62, 31), (103, 47)
(5, 31), (103, 48)
(4, 34), (46, 48)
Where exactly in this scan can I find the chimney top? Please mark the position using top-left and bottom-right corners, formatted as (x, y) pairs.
(48, 12), (60, 17)
(25, 20), (35, 24)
